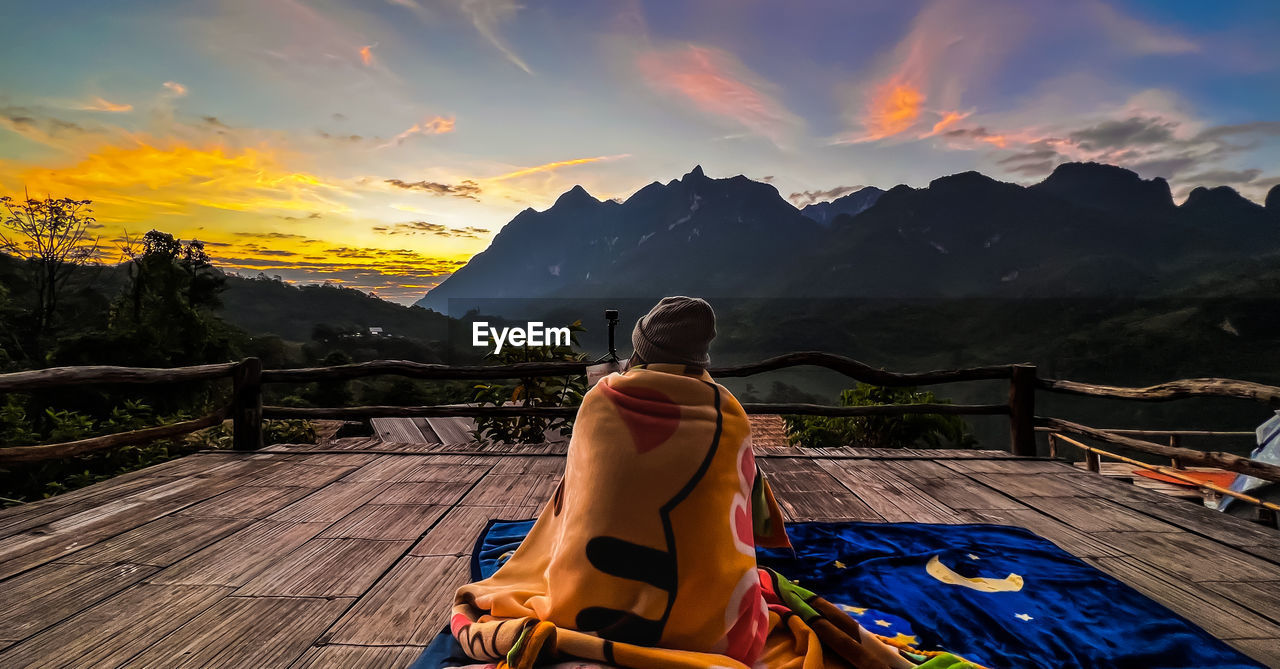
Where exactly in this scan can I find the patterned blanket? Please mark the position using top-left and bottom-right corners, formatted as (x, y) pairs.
(446, 363), (972, 669)
(425, 520), (1264, 669)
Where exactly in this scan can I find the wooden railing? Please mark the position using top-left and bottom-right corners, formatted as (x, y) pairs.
(2, 353), (1278, 486)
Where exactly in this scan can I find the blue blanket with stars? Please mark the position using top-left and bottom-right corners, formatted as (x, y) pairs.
(458, 519), (1262, 669)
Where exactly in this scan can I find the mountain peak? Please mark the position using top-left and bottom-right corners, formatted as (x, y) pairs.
(1031, 161), (1174, 215)
(553, 184), (597, 207)
(1267, 184), (1279, 211)
(1183, 185), (1256, 210)
(684, 165), (706, 180)
(929, 170), (1001, 191)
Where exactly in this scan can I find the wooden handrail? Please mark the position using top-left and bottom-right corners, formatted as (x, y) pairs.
(257, 352), (1017, 386)
(1049, 432), (1280, 513)
(5, 352), (1277, 468)
(1035, 427), (1255, 438)
(260, 359), (589, 383)
(1038, 376), (1280, 406)
(710, 352), (1016, 384)
(1039, 417), (1280, 483)
(0, 409), (228, 464)
(0, 362), (239, 393)
(263, 402), (1010, 421)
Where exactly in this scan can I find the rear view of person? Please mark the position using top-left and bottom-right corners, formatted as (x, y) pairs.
(446, 297), (972, 669)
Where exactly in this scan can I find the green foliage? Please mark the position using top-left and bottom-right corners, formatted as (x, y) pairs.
(471, 322), (588, 444)
(0, 413), (317, 506)
(264, 419), (318, 445)
(783, 384), (976, 449)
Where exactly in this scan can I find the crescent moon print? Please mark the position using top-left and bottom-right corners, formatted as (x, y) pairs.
(925, 555), (1025, 593)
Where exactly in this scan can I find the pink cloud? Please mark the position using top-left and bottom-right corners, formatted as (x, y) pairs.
(378, 115), (456, 148)
(638, 45), (800, 148)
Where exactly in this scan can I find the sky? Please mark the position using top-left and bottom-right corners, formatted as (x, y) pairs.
(1, 0), (1278, 304)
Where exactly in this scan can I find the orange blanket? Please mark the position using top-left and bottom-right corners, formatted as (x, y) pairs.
(450, 364), (973, 669)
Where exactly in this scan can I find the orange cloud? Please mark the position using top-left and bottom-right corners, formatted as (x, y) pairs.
(6, 141), (341, 221)
(638, 45), (800, 147)
(840, 1), (1028, 143)
(163, 81), (188, 96)
(80, 97), (133, 113)
(359, 45), (374, 66)
(928, 110), (972, 136)
(864, 81), (925, 141)
(378, 115), (456, 148)
(486, 154), (630, 181)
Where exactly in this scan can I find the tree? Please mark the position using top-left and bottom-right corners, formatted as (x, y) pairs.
(783, 383), (976, 449)
(0, 194), (98, 348)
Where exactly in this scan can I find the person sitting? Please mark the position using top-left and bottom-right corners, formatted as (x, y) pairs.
(447, 297), (973, 669)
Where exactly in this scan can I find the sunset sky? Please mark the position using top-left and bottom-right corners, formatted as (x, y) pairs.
(2, 0), (1278, 303)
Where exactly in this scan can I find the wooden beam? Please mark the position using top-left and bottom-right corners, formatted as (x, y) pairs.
(0, 362), (238, 392)
(1009, 363), (1037, 456)
(231, 358), (263, 451)
(262, 402), (1009, 421)
(1039, 417), (1280, 483)
(0, 411), (227, 463)
(1038, 377), (1280, 406)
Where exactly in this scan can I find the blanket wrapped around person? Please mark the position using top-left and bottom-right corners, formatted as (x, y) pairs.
(449, 363), (978, 669)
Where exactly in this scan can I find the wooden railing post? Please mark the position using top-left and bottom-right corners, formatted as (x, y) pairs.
(232, 357), (263, 451)
(1009, 363), (1037, 456)
(1084, 449), (1101, 473)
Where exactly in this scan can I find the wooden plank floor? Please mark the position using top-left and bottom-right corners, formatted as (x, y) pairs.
(1, 443), (1278, 668)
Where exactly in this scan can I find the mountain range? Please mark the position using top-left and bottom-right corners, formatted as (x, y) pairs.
(417, 163), (1280, 311)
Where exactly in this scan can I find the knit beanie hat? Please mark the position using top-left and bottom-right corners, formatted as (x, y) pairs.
(631, 296), (717, 367)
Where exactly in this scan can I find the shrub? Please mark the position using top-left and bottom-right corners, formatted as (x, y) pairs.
(783, 383), (976, 449)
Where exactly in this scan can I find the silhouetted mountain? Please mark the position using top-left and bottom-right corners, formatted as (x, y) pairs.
(800, 186), (884, 225)
(418, 166), (821, 311)
(795, 169), (1165, 297)
(1267, 184), (1280, 211)
(1030, 162), (1174, 219)
(418, 162), (1280, 307)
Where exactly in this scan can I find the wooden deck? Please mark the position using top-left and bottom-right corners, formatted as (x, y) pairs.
(1, 438), (1278, 668)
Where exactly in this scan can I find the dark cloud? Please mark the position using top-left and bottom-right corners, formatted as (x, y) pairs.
(997, 144), (1062, 177)
(372, 221), (490, 238)
(962, 111), (1279, 204)
(1182, 168), (1263, 185)
(1, 107), (85, 136)
(1129, 154), (1202, 178)
(317, 130), (363, 142)
(1192, 121), (1280, 142)
(332, 112), (347, 122)
(384, 178), (482, 199)
(235, 231), (317, 242)
(788, 185), (869, 207)
(1068, 116), (1176, 151)
(943, 126), (1011, 144)
(997, 147), (1059, 166)
(202, 116), (230, 130)
(279, 212), (323, 221)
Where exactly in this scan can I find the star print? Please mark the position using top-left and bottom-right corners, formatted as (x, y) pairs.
(875, 619), (892, 628)
(1015, 613), (1033, 621)
(967, 554), (980, 560)
(834, 560), (847, 569)
(839, 605), (867, 615)
(890, 633), (919, 646)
